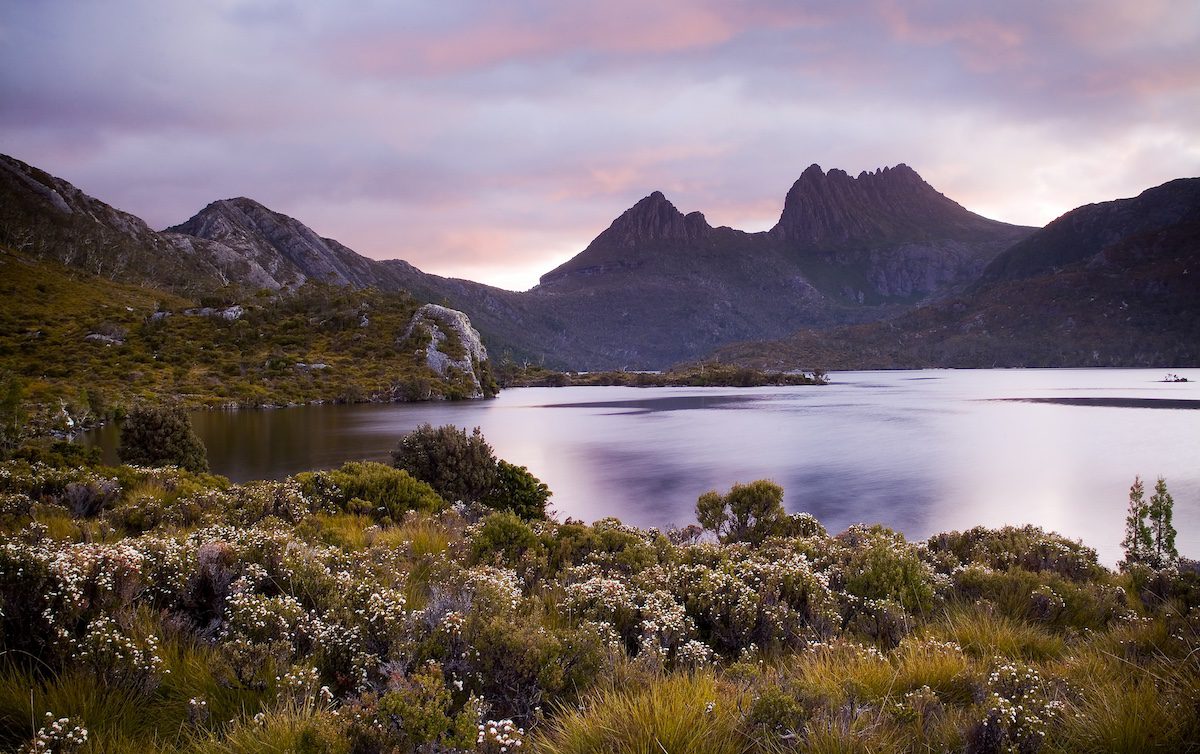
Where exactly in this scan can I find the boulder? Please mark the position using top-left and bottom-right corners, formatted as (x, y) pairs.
(403, 304), (490, 398)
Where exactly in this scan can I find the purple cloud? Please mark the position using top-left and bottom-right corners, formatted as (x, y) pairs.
(1, 0), (1197, 290)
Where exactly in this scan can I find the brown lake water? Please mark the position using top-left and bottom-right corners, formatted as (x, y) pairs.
(86, 368), (1200, 565)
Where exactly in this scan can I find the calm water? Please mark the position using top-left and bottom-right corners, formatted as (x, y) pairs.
(87, 369), (1200, 565)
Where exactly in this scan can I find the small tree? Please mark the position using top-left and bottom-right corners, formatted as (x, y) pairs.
(119, 404), (209, 473)
(696, 479), (786, 545)
(486, 459), (551, 520)
(391, 424), (497, 504)
(1147, 476), (1178, 567)
(1119, 476), (1153, 569)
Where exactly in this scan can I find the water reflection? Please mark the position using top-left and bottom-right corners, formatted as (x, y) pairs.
(85, 369), (1200, 565)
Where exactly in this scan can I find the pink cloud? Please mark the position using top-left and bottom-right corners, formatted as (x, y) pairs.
(326, 1), (835, 77)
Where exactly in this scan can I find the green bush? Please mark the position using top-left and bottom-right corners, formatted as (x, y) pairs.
(391, 424), (497, 504)
(369, 662), (476, 751)
(926, 525), (1102, 582)
(296, 461), (444, 520)
(471, 511), (540, 567)
(695, 479), (786, 545)
(486, 459), (551, 519)
(118, 403), (208, 473)
(835, 525), (935, 614)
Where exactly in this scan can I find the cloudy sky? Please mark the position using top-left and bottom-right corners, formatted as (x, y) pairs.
(2, 1), (1198, 290)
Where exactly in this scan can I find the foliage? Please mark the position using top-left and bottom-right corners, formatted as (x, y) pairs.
(1147, 476), (1178, 567)
(485, 459), (551, 520)
(470, 511), (540, 567)
(695, 479), (787, 545)
(0, 459), (1196, 753)
(296, 461), (444, 521)
(392, 424), (498, 504)
(118, 404), (209, 473)
(0, 253), (499, 427)
(1120, 476), (1154, 570)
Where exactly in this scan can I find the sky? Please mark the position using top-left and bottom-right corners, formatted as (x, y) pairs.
(1, 1), (1198, 291)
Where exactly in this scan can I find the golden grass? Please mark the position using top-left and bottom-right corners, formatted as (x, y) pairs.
(535, 672), (750, 754)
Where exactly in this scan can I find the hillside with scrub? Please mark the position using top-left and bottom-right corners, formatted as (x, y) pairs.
(0, 423), (1196, 753)
(0, 249), (498, 444)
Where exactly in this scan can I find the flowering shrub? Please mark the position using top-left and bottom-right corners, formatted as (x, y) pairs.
(968, 662), (1064, 754)
(832, 525), (936, 613)
(72, 616), (165, 693)
(1027, 585), (1065, 623)
(0, 457), (1196, 752)
(927, 526), (1102, 582)
(22, 713), (88, 754)
(367, 661), (477, 751)
(478, 718), (525, 752)
(673, 545), (837, 654)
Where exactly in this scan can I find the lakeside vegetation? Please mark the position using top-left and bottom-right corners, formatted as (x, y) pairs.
(0, 250), (496, 444)
(0, 422), (1196, 753)
(498, 361), (828, 389)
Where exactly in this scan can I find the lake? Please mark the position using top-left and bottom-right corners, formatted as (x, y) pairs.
(86, 368), (1199, 565)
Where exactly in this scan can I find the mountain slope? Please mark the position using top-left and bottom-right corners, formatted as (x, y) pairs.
(166, 198), (387, 289)
(978, 178), (1200, 283)
(715, 177), (1200, 368)
(0, 154), (281, 293)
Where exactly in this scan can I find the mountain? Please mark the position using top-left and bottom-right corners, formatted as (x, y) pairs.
(978, 178), (1200, 284)
(11, 151), (1191, 371)
(715, 177), (1200, 368)
(0, 156), (571, 365)
(0, 154), (285, 293)
(525, 164), (1033, 366)
(165, 197), (384, 289)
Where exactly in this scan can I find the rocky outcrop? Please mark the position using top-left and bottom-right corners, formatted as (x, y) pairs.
(403, 304), (492, 399)
(166, 198), (383, 289)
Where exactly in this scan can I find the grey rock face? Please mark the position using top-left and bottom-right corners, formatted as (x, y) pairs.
(403, 304), (490, 398)
(167, 198), (381, 289)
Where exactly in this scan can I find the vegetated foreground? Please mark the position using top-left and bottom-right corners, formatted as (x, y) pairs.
(0, 436), (1197, 752)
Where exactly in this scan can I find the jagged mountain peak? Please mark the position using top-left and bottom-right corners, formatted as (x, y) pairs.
(537, 190), (715, 285)
(605, 190), (711, 244)
(772, 162), (1024, 246)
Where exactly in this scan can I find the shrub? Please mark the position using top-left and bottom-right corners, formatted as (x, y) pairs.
(695, 479), (786, 545)
(370, 662), (476, 751)
(391, 424), (497, 504)
(463, 614), (605, 721)
(835, 525), (935, 614)
(118, 404), (209, 473)
(60, 478), (121, 518)
(747, 686), (805, 737)
(926, 526), (1102, 582)
(967, 662), (1063, 754)
(470, 511), (540, 567)
(11, 441), (102, 468)
(486, 460), (550, 519)
(297, 461), (444, 521)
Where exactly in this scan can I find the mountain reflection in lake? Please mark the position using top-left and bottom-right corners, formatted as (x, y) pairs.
(85, 369), (1199, 565)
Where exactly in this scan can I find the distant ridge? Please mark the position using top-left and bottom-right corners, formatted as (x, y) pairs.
(715, 176), (1200, 369)
(5, 150), (1193, 369)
